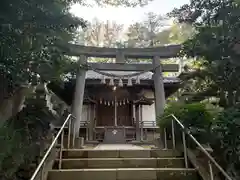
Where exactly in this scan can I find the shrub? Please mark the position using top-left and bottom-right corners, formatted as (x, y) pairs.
(211, 106), (240, 178)
(157, 102), (215, 144)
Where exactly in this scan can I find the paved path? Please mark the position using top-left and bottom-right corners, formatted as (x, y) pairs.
(94, 144), (145, 150)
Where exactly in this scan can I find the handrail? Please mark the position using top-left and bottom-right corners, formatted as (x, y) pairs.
(166, 114), (232, 180)
(30, 114), (74, 180)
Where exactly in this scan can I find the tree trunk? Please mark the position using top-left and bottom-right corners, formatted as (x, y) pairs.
(0, 85), (34, 127)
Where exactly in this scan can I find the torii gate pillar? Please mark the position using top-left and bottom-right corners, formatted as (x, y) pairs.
(152, 56), (166, 118)
(71, 55), (87, 144)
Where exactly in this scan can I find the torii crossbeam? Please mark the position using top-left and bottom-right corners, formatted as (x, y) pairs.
(56, 42), (182, 58)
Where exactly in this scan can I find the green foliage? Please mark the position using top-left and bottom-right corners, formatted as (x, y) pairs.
(92, 0), (153, 7)
(125, 13), (194, 48)
(157, 102), (214, 143)
(158, 101), (240, 178)
(0, 0), (86, 95)
(211, 106), (240, 178)
(0, 89), (56, 180)
(158, 102), (214, 128)
(169, 0), (240, 107)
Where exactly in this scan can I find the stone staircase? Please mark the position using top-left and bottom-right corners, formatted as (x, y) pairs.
(47, 148), (199, 180)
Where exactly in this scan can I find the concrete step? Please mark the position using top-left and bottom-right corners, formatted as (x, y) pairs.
(54, 157), (185, 169)
(47, 168), (198, 180)
(61, 149), (182, 159)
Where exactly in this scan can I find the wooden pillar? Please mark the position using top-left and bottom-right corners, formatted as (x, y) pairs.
(86, 106), (89, 141)
(114, 96), (117, 126)
(140, 105), (143, 141)
(152, 56), (166, 118)
(94, 104), (97, 140)
(134, 104), (140, 141)
(136, 105), (142, 141)
(71, 55), (87, 138)
(88, 104), (95, 141)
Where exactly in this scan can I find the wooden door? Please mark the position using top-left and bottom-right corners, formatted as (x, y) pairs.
(117, 104), (132, 126)
(97, 104), (114, 126)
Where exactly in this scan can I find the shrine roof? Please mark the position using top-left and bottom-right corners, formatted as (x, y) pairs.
(86, 70), (180, 83)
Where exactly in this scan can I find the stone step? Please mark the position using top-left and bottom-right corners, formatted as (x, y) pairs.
(54, 157), (185, 169)
(61, 149), (182, 159)
(48, 168), (198, 180)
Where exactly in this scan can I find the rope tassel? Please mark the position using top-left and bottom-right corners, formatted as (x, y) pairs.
(136, 76), (140, 84)
(109, 78), (114, 86)
(127, 78), (132, 86)
(118, 78), (123, 87)
(100, 75), (106, 84)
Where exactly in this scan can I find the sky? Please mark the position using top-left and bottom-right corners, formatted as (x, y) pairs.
(71, 0), (190, 26)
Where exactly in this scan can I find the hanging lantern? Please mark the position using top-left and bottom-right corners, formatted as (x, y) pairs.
(119, 101), (122, 106)
(123, 99), (125, 105)
(118, 78), (123, 87)
(108, 101), (110, 106)
(100, 99), (102, 104)
(126, 99), (129, 104)
(100, 75), (106, 84)
(136, 76), (140, 84)
(127, 77), (132, 86)
(109, 78), (114, 86)
(104, 101), (107, 105)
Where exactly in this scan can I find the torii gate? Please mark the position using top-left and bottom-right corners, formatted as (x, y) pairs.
(56, 43), (181, 137)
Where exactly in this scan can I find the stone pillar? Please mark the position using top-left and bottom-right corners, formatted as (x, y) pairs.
(152, 56), (166, 118)
(153, 56), (166, 147)
(71, 55), (87, 138)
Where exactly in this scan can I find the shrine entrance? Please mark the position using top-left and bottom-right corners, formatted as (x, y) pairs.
(97, 103), (132, 127)
(96, 94), (133, 143)
(54, 43), (181, 145)
(117, 104), (132, 126)
(97, 105), (114, 126)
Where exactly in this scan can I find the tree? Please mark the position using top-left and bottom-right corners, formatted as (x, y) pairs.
(88, 0), (154, 7)
(76, 18), (124, 62)
(126, 12), (169, 47)
(0, 0), (86, 101)
(143, 12), (169, 46)
(169, 0), (240, 107)
(83, 18), (124, 47)
(168, 22), (195, 44)
(0, 0), (152, 100)
(126, 12), (195, 48)
(126, 23), (148, 47)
